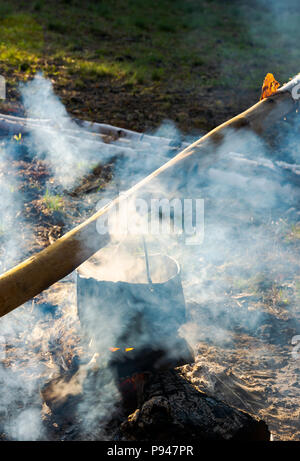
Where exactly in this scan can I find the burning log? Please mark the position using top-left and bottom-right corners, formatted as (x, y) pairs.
(117, 368), (270, 441)
(41, 363), (270, 441)
(41, 365), (270, 441)
(0, 77), (299, 317)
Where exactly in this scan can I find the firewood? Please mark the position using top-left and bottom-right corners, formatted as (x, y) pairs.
(40, 363), (270, 440)
(117, 368), (270, 441)
(0, 82), (298, 318)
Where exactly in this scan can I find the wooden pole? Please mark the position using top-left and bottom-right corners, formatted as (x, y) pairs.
(0, 89), (297, 318)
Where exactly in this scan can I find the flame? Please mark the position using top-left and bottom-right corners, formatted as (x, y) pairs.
(109, 347), (135, 352)
(13, 133), (22, 142)
(260, 73), (280, 100)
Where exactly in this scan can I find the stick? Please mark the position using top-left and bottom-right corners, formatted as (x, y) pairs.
(0, 87), (298, 318)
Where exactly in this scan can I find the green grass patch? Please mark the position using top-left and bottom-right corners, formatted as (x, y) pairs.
(43, 189), (64, 212)
(1, 0), (300, 121)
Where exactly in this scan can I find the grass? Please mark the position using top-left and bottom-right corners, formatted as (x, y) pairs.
(1, 0), (298, 87)
(43, 189), (64, 212)
(0, 13), (43, 71)
(1, 1), (300, 130)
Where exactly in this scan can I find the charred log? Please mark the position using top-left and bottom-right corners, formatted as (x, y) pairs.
(40, 364), (270, 441)
(117, 368), (270, 441)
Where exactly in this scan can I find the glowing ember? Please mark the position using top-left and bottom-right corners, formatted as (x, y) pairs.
(109, 347), (135, 352)
(260, 73), (280, 100)
(119, 372), (146, 392)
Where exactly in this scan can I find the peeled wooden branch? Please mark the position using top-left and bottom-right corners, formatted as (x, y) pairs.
(0, 113), (178, 148)
(0, 85), (298, 318)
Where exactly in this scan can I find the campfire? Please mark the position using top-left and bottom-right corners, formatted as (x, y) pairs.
(0, 73), (300, 440)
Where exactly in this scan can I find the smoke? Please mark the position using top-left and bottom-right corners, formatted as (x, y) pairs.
(0, 74), (299, 439)
(245, 0), (300, 84)
(6, 408), (43, 441)
(0, 307), (47, 441)
(21, 74), (115, 190)
(0, 142), (33, 273)
(251, 0), (300, 30)
(0, 75), (184, 440)
(176, 127), (300, 346)
(84, 116), (300, 357)
(101, 123), (300, 347)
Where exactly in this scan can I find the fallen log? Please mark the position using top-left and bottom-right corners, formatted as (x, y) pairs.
(0, 112), (185, 177)
(0, 112), (182, 150)
(0, 79), (299, 318)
